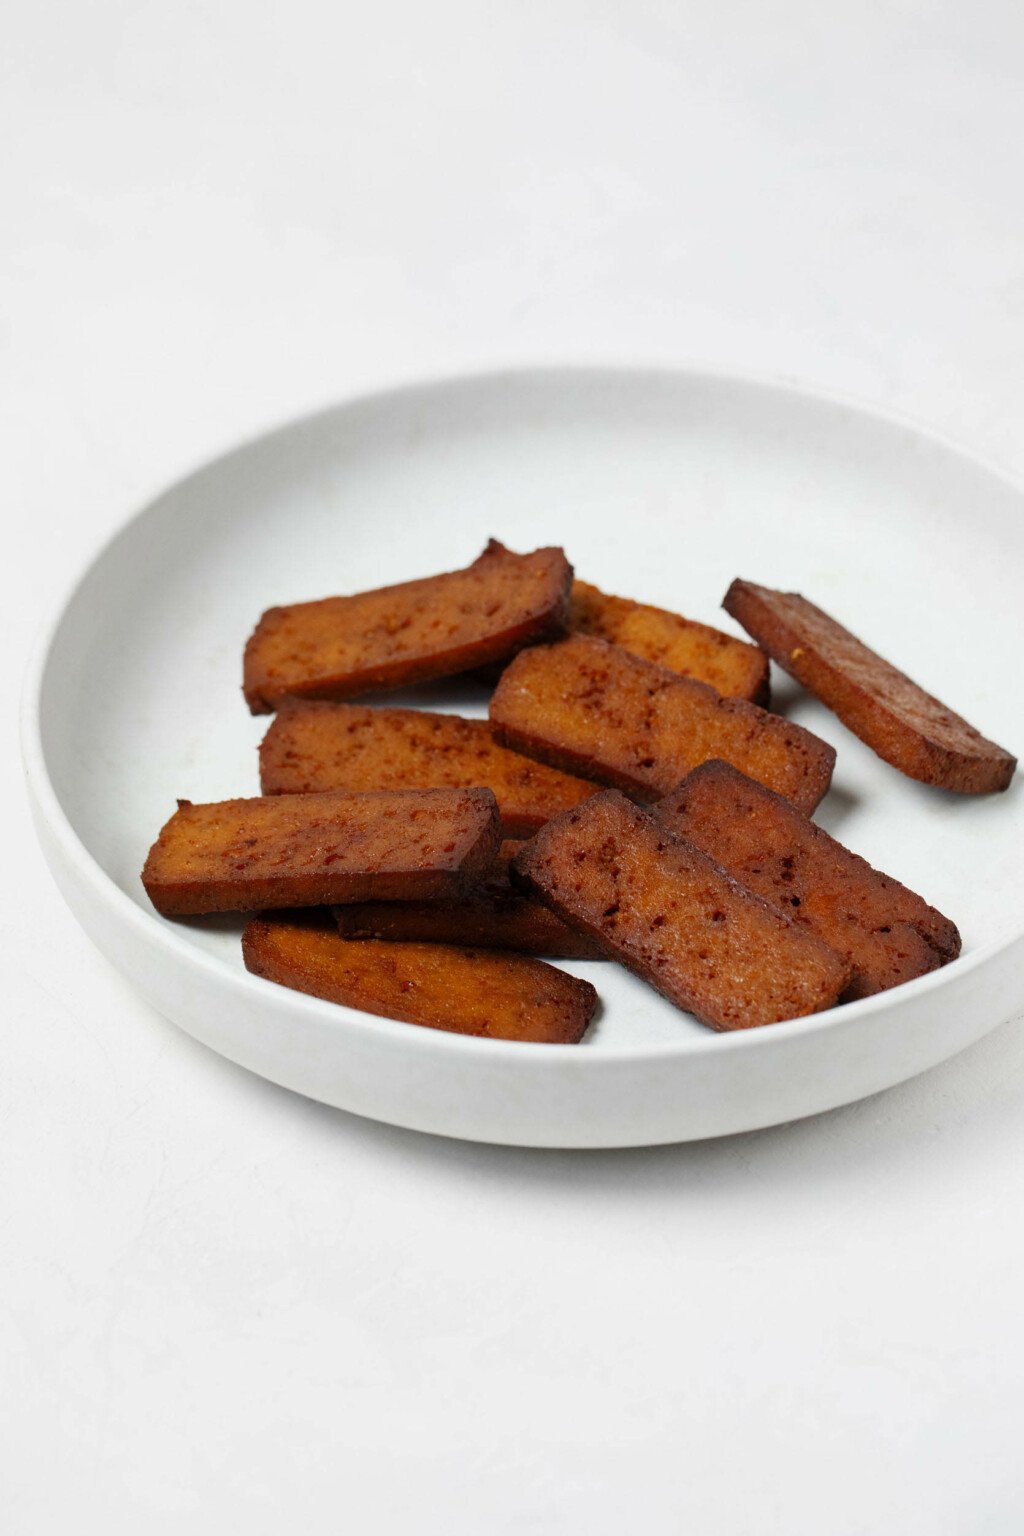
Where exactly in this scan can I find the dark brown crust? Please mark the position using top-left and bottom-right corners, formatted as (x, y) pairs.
(474, 540), (769, 702)
(142, 787), (501, 915)
(259, 701), (598, 835)
(243, 545), (573, 713)
(655, 761), (960, 1000)
(489, 633), (835, 814)
(510, 792), (850, 1030)
(242, 910), (598, 1043)
(332, 840), (604, 958)
(723, 579), (1016, 794)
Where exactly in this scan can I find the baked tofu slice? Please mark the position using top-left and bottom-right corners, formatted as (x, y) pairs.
(490, 633), (835, 815)
(723, 579), (1016, 794)
(333, 841), (604, 959)
(510, 792), (850, 1031)
(656, 761), (960, 999)
(571, 580), (769, 703)
(242, 911), (598, 1043)
(243, 544), (573, 713)
(259, 701), (598, 835)
(142, 787), (501, 916)
(475, 539), (769, 702)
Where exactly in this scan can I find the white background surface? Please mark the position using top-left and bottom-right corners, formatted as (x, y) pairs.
(5, 2), (1024, 1531)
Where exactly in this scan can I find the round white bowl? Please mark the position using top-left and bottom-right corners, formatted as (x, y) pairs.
(23, 367), (1024, 1146)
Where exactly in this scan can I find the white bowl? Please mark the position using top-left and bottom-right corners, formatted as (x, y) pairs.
(23, 367), (1024, 1146)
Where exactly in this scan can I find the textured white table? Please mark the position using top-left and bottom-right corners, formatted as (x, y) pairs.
(5, 3), (1024, 1531)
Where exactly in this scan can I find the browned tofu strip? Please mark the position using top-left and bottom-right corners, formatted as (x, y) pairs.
(655, 761), (960, 999)
(723, 579), (1016, 794)
(570, 580), (769, 703)
(510, 793), (850, 1030)
(333, 841), (604, 958)
(475, 539), (769, 702)
(490, 633), (835, 814)
(142, 787), (501, 915)
(243, 545), (573, 713)
(242, 911), (598, 1043)
(259, 701), (598, 835)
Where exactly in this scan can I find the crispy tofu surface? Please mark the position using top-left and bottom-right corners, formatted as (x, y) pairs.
(259, 701), (598, 835)
(243, 545), (573, 713)
(490, 633), (835, 814)
(511, 792), (850, 1030)
(656, 762), (960, 999)
(142, 787), (501, 915)
(242, 911), (598, 1043)
(723, 579), (1016, 794)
